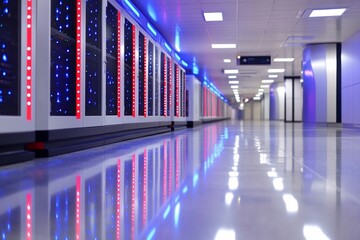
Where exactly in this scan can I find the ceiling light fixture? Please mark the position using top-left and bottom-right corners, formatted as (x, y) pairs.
(228, 75), (237, 79)
(258, 89), (265, 92)
(260, 85), (270, 88)
(229, 81), (239, 84)
(269, 75), (278, 78)
(203, 12), (223, 21)
(262, 80), (274, 84)
(268, 69), (285, 73)
(224, 69), (239, 74)
(309, 8), (346, 17)
(231, 85), (239, 89)
(274, 58), (294, 62)
(224, 59), (231, 63)
(212, 44), (236, 49)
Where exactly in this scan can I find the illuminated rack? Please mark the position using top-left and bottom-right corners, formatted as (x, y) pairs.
(50, 0), (78, 116)
(106, 3), (120, 116)
(85, 0), (102, 116)
(0, 0), (20, 116)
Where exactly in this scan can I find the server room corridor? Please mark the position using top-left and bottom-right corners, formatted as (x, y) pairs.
(0, 120), (359, 240)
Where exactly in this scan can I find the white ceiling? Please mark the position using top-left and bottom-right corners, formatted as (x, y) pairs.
(132, 0), (360, 105)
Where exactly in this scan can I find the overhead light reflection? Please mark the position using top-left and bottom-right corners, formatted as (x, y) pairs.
(282, 194), (299, 213)
(228, 177), (238, 190)
(174, 203), (181, 227)
(267, 170), (278, 178)
(303, 225), (330, 240)
(228, 171), (239, 177)
(225, 192), (234, 206)
(273, 178), (284, 191)
(215, 228), (236, 240)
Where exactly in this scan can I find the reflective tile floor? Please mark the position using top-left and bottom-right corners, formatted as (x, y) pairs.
(1, 120), (360, 240)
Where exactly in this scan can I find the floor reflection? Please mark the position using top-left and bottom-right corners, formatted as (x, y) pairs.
(0, 124), (225, 240)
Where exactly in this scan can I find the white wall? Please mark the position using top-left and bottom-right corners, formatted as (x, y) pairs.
(244, 101), (261, 120)
(342, 29), (360, 124)
(262, 93), (270, 120)
(302, 43), (339, 123)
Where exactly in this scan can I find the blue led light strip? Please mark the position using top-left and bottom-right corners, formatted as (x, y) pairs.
(146, 22), (157, 36)
(124, 0), (140, 18)
(164, 42), (172, 53)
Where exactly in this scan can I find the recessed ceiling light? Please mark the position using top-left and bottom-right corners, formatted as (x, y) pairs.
(229, 81), (239, 84)
(274, 58), (294, 62)
(224, 69), (239, 74)
(258, 89), (265, 92)
(224, 59), (231, 63)
(228, 75), (237, 79)
(269, 75), (278, 78)
(203, 12), (223, 21)
(231, 85), (239, 89)
(260, 85), (270, 88)
(212, 44), (236, 49)
(309, 8), (346, 17)
(253, 97), (261, 100)
(268, 69), (285, 73)
(262, 80), (274, 84)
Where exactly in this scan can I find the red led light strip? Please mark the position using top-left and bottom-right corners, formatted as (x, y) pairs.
(132, 25), (136, 118)
(168, 58), (172, 116)
(175, 66), (179, 117)
(144, 37), (148, 117)
(76, 0), (81, 119)
(116, 160), (121, 240)
(182, 73), (187, 117)
(131, 154), (136, 240)
(163, 140), (167, 202)
(163, 55), (167, 117)
(143, 149), (147, 226)
(76, 176), (81, 240)
(26, 193), (32, 240)
(175, 137), (180, 190)
(117, 12), (121, 117)
(26, 0), (32, 121)
(203, 86), (207, 117)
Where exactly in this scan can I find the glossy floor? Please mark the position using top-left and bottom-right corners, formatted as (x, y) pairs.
(1, 121), (360, 240)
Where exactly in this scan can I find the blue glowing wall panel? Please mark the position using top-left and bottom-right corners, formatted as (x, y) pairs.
(0, 207), (20, 239)
(85, 174), (102, 239)
(105, 165), (117, 239)
(50, 187), (76, 239)
(155, 46), (159, 116)
(160, 53), (165, 116)
(148, 41), (154, 116)
(124, 19), (133, 116)
(85, 0), (102, 116)
(124, 159), (132, 240)
(166, 57), (171, 116)
(51, 0), (77, 116)
(0, 0), (20, 115)
(106, 3), (118, 115)
(138, 32), (145, 116)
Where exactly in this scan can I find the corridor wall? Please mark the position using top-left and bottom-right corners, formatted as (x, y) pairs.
(302, 43), (341, 123)
(342, 29), (360, 125)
